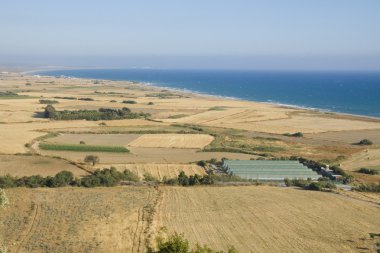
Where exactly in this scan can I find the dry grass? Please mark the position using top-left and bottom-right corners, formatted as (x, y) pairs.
(96, 163), (205, 180)
(160, 186), (380, 253)
(1, 187), (156, 253)
(39, 147), (256, 164)
(0, 155), (87, 176)
(128, 134), (214, 149)
(46, 133), (140, 146)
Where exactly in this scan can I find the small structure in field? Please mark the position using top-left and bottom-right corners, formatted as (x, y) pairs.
(223, 160), (321, 181)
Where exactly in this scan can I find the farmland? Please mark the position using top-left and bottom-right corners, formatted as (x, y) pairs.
(96, 163), (206, 180)
(2, 186), (380, 253)
(160, 186), (380, 253)
(127, 134), (214, 148)
(39, 143), (130, 153)
(1, 72), (380, 252)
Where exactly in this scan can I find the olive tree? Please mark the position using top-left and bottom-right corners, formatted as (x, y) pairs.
(84, 155), (99, 166)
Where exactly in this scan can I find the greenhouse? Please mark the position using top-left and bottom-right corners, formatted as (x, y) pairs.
(223, 160), (321, 181)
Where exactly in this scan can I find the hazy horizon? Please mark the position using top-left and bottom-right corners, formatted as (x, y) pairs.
(1, 0), (380, 70)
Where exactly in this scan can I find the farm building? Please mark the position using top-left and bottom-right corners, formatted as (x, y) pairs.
(223, 160), (321, 181)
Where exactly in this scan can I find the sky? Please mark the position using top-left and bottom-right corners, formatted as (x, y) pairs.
(1, 0), (380, 70)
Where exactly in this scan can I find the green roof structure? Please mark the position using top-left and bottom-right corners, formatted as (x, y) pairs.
(223, 160), (320, 181)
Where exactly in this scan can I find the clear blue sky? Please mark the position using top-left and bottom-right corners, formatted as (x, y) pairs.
(1, 0), (379, 70)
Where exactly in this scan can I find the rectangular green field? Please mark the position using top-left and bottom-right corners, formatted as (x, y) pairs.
(39, 143), (130, 153)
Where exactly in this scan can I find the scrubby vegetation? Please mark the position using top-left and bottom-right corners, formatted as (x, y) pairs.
(208, 106), (227, 111)
(0, 168), (139, 188)
(355, 139), (373, 145)
(39, 143), (130, 153)
(122, 100), (137, 104)
(43, 105), (150, 120)
(150, 232), (238, 253)
(284, 132), (304, 137)
(39, 99), (59, 104)
(357, 168), (379, 175)
(53, 96), (77, 100)
(0, 91), (31, 99)
(78, 97), (95, 101)
(354, 183), (380, 193)
(284, 178), (336, 191)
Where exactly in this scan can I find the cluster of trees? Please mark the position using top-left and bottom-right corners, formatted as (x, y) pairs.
(79, 168), (139, 187)
(284, 178), (336, 191)
(44, 105), (150, 121)
(163, 171), (214, 186)
(0, 171), (74, 188)
(149, 233), (238, 253)
(357, 168), (379, 175)
(354, 183), (380, 193)
(0, 168), (140, 188)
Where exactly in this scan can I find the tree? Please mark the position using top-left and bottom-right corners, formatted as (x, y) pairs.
(44, 105), (56, 118)
(155, 233), (190, 253)
(84, 155), (99, 166)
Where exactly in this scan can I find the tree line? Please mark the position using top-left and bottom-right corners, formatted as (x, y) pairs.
(44, 105), (150, 121)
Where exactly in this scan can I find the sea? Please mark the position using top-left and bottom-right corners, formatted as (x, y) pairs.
(35, 69), (380, 118)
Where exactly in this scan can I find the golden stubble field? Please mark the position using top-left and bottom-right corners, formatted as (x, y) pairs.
(160, 186), (380, 253)
(1, 186), (380, 253)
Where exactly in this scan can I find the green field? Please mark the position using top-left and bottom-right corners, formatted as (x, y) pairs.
(39, 143), (130, 153)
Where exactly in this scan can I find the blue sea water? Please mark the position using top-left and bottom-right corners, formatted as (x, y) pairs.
(36, 69), (380, 118)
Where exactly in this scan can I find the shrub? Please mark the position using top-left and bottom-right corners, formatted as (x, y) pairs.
(46, 171), (74, 187)
(122, 100), (137, 104)
(39, 99), (58, 104)
(284, 132), (303, 137)
(197, 160), (206, 167)
(152, 233), (239, 253)
(354, 183), (380, 193)
(78, 97), (95, 101)
(356, 139), (373, 145)
(357, 168), (378, 175)
(143, 173), (157, 182)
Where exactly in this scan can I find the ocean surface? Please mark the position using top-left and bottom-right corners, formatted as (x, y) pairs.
(36, 69), (380, 118)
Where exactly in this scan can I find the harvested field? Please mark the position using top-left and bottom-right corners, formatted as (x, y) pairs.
(160, 186), (380, 253)
(98, 164), (205, 180)
(0, 155), (87, 176)
(1, 187), (156, 253)
(46, 133), (140, 145)
(307, 129), (380, 145)
(39, 147), (257, 164)
(128, 134), (214, 149)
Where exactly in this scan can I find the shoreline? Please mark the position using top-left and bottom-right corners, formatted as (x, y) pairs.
(28, 70), (380, 122)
